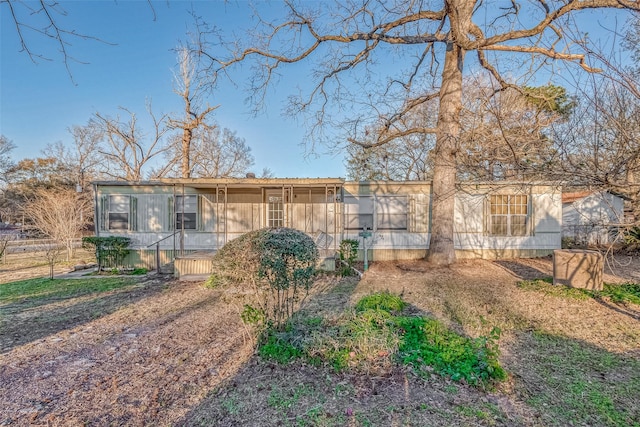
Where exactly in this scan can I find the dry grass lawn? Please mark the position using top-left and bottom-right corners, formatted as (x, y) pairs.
(1, 255), (639, 426)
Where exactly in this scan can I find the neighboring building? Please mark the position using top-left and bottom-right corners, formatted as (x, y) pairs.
(93, 178), (562, 275)
(562, 190), (625, 246)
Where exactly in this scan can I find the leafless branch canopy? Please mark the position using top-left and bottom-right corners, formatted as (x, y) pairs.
(201, 0), (638, 149)
(2, 0), (114, 79)
(94, 103), (171, 181)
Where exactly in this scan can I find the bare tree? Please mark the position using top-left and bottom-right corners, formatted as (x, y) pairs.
(168, 46), (219, 178)
(43, 243), (64, 280)
(42, 121), (104, 190)
(550, 78), (640, 220)
(0, 135), (15, 183)
(24, 187), (93, 261)
(1, 0), (105, 75)
(0, 232), (14, 264)
(346, 132), (434, 181)
(94, 104), (170, 181)
(156, 126), (255, 178)
(200, 0), (639, 265)
(346, 79), (569, 181)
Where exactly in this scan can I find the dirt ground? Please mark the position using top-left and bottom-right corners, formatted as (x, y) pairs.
(1, 254), (639, 426)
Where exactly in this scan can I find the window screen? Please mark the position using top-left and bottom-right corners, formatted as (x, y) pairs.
(343, 196), (374, 230)
(108, 195), (130, 230)
(176, 195), (197, 230)
(376, 196), (408, 230)
(490, 194), (528, 236)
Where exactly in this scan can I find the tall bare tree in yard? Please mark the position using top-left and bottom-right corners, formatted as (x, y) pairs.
(168, 46), (218, 178)
(94, 104), (170, 181)
(201, 0), (639, 265)
(157, 126), (256, 178)
(25, 187), (93, 261)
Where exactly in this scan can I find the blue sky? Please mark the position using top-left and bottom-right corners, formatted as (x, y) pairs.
(0, 1), (346, 178)
(0, 1), (631, 179)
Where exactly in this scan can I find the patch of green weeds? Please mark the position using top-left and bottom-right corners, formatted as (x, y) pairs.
(355, 291), (406, 313)
(456, 405), (488, 419)
(256, 292), (507, 389)
(517, 279), (591, 300)
(518, 279), (640, 306)
(221, 396), (241, 415)
(601, 282), (640, 305)
(396, 317), (506, 387)
(444, 384), (459, 394)
(258, 329), (303, 364)
(267, 384), (314, 410)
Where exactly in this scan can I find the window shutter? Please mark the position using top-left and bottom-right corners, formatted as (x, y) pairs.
(100, 195), (108, 231)
(129, 196), (137, 231)
(528, 192), (534, 236)
(168, 196), (174, 231)
(197, 195), (204, 231)
(483, 196), (490, 236)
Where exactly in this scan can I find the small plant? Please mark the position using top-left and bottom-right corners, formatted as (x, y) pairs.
(396, 317), (506, 386)
(338, 239), (359, 276)
(623, 226), (640, 245)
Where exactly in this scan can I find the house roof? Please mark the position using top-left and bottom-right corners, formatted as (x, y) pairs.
(93, 177), (346, 189)
(562, 191), (595, 204)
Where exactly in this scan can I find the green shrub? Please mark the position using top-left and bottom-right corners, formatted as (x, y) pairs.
(207, 228), (319, 329)
(338, 239), (359, 276)
(82, 236), (131, 270)
(623, 226), (640, 245)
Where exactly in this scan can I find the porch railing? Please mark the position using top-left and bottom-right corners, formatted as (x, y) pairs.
(146, 231), (181, 273)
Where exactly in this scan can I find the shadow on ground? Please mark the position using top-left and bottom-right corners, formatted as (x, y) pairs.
(0, 278), (168, 353)
(504, 330), (640, 427)
(494, 260), (551, 280)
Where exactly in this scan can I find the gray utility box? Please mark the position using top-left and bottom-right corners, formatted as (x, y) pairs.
(553, 249), (603, 291)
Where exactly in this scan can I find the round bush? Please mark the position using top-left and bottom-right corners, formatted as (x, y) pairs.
(206, 227), (319, 328)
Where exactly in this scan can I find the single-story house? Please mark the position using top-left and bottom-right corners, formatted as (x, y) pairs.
(562, 190), (625, 245)
(92, 178), (562, 277)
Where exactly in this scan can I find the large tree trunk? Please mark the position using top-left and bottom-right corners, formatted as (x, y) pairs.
(182, 127), (192, 179)
(426, 44), (464, 265)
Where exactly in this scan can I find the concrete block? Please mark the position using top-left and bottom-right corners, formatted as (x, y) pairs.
(553, 249), (603, 291)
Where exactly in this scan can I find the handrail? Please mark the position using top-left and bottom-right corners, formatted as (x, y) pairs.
(146, 231), (181, 274)
(146, 231), (181, 248)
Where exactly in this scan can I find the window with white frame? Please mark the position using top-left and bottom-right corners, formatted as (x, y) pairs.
(267, 194), (284, 228)
(108, 195), (130, 230)
(489, 194), (529, 236)
(175, 195), (197, 230)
